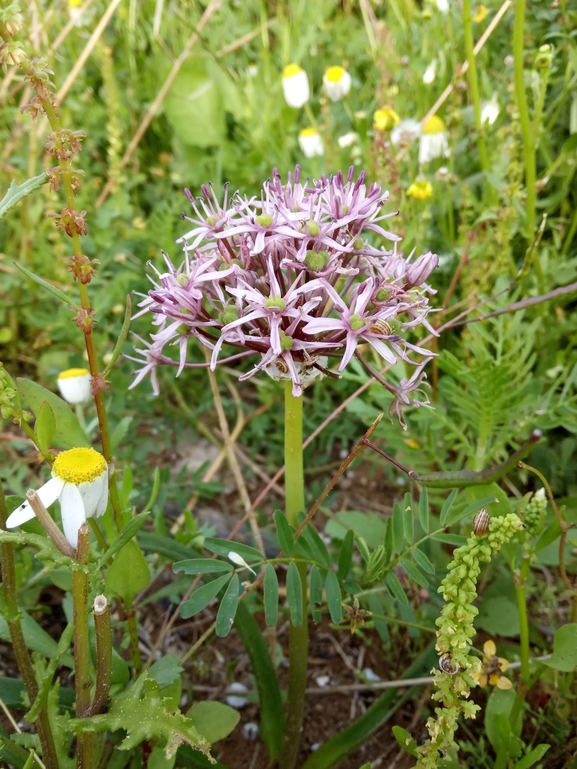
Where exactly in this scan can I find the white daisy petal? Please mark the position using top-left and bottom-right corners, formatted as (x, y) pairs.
(6, 476), (66, 528)
(78, 471), (106, 519)
(94, 475), (109, 518)
(59, 482), (87, 549)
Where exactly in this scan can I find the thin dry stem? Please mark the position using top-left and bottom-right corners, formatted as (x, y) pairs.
(26, 489), (76, 557)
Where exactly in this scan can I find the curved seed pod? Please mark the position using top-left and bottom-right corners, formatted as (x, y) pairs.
(439, 652), (459, 675)
(368, 318), (392, 336)
(473, 509), (490, 537)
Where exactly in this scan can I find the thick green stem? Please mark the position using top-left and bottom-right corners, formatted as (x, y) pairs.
(0, 482), (59, 769)
(513, 0), (536, 241)
(73, 525), (94, 769)
(463, 0), (488, 174)
(281, 382), (308, 769)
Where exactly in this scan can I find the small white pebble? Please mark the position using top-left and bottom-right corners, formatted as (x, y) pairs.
(311, 743), (321, 752)
(225, 682), (249, 708)
(315, 675), (330, 688)
(362, 667), (381, 682)
(242, 722), (259, 740)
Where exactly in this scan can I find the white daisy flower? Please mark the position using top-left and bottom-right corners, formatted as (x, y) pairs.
(6, 448), (109, 548)
(282, 64), (310, 109)
(337, 132), (359, 148)
(391, 118), (422, 146)
(419, 115), (450, 164)
(57, 368), (91, 405)
(323, 66), (352, 102)
(298, 128), (324, 158)
(481, 95), (499, 125)
(435, 0), (450, 12)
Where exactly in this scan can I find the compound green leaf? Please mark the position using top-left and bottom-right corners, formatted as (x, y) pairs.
(325, 571), (343, 624)
(204, 537), (262, 563)
(180, 573), (231, 620)
(440, 489), (458, 526)
(286, 562), (303, 626)
(403, 493), (414, 543)
(385, 571), (408, 606)
(173, 559), (233, 576)
(412, 547), (435, 574)
(264, 563), (279, 627)
(216, 574), (239, 637)
(337, 529), (354, 580)
(418, 488), (429, 532)
(274, 509), (295, 555)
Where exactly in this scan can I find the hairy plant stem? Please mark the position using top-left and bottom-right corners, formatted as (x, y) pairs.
(91, 596), (112, 715)
(0, 482), (59, 769)
(73, 524), (94, 769)
(463, 0), (488, 174)
(513, 0), (537, 244)
(281, 382), (308, 769)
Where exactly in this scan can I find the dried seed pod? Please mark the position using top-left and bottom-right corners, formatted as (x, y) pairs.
(275, 358), (289, 374)
(368, 318), (392, 336)
(473, 509), (490, 537)
(439, 653), (459, 675)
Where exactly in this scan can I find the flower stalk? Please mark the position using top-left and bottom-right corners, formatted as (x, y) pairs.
(26, 488), (76, 557)
(0, 481), (59, 769)
(463, 0), (488, 174)
(91, 595), (112, 715)
(73, 523), (95, 769)
(280, 382), (308, 769)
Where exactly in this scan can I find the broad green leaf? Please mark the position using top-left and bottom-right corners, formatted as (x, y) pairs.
(180, 573), (231, 619)
(337, 529), (354, 580)
(105, 540), (151, 605)
(188, 701), (240, 743)
(274, 509), (295, 555)
(403, 493), (414, 543)
(17, 378), (90, 450)
(514, 744), (550, 769)
(446, 496), (496, 526)
(111, 416), (133, 453)
(400, 558), (429, 589)
(148, 655), (184, 688)
(309, 565), (323, 622)
(392, 725), (418, 757)
(392, 502), (404, 553)
(138, 532), (197, 561)
(0, 613), (73, 667)
(286, 562), (303, 626)
(204, 537), (263, 563)
(174, 559), (233, 575)
(440, 489), (458, 526)
(99, 511), (151, 567)
(385, 571), (408, 605)
(216, 574), (239, 637)
(69, 673), (211, 760)
(476, 597), (520, 637)
(543, 623), (577, 671)
(264, 563), (279, 627)
(34, 401), (55, 455)
(0, 173), (48, 220)
(412, 547), (435, 574)
(418, 488), (429, 532)
(485, 688), (522, 751)
(325, 571), (343, 624)
(14, 261), (76, 308)
(466, 483), (512, 518)
(234, 602), (284, 761)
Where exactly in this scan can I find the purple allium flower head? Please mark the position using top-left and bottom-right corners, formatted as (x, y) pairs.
(130, 167), (439, 421)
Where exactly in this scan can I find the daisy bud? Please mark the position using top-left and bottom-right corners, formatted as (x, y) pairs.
(57, 368), (91, 404)
(227, 551), (256, 576)
(298, 128), (324, 158)
(282, 64), (310, 108)
(419, 115), (450, 164)
(323, 66), (352, 101)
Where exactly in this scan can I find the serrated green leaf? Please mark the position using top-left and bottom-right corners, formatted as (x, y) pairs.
(325, 571), (343, 624)
(400, 558), (429, 589)
(234, 602), (284, 761)
(385, 571), (408, 605)
(274, 509), (295, 555)
(174, 559), (233, 576)
(337, 529), (354, 580)
(392, 725), (418, 757)
(403, 493), (414, 543)
(418, 488), (429, 532)
(148, 655), (184, 688)
(105, 540), (150, 605)
(392, 502), (404, 553)
(204, 537), (262, 563)
(34, 401), (56, 455)
(440, 489), (458, 526)
(0, 173), (48, 220)
(216, 574), (239, 637)
(69, 673), (211, 759)
(99, 511), (150, 567)
(17, 378), (90, 450)
(180, 573), (231, 619)
(264, 563), (279, 627)
(286, 562), (303, 626)
(412, 547), (435, 574)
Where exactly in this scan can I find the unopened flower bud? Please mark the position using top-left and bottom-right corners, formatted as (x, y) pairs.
(405, 251), (439, 287)
(535, 44), (553, 69)
(228, 551), (256, 575)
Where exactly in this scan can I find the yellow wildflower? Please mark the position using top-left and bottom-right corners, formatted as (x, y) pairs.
(373, 106), (401, 132)
(472, 640), (512, 689)
(472, 4), (489, 22)
(406, 180), (433, 200)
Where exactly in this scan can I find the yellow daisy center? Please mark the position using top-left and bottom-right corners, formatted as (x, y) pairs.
(423, 115), (446, 134)
(325, 66), (345, 83)
(53, 448), (107, 484)
(283, 63), (303, 79)
(58, 368), (89, 380)
(69, 0), (82, 6)
(407, 180), (433, 200)
(299, 128), (318, 138)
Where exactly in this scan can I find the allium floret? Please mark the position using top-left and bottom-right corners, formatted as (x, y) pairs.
(130, 167), (439, 418)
